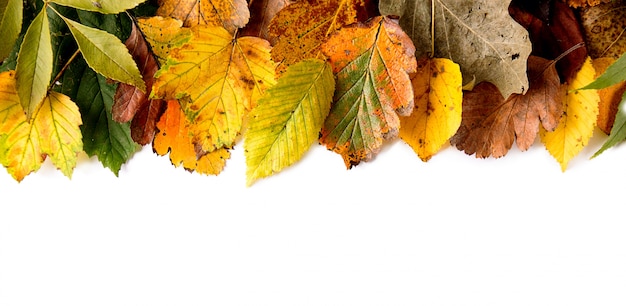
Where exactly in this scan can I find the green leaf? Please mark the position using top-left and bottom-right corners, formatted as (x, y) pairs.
(0, 0), (23, 61)
(593, 91), (626, 158)
(54, 9), (146, 92)
(54, 58), (139, 175)
(50, 0), (147, 14)
(582, 52), (626, 90)
(15, 7), (53, 118)
(245, 59), (335, 185)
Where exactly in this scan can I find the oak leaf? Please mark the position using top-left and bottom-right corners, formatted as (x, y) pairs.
(379, 0), (532, 99)
(451, 56), (563, 158)
(268, 0), (368, 73)
(151, 25), (276, 152)
(245, 59), (335, 185)
(156, 0), (249, 33)
(0, 71), (82, 181)
(579, 1), (626, 59)
(153, 100), (229, 175)
(400, 57), (462, 162)
(540, 57), (600, 171)
(320, 16), (416, 168)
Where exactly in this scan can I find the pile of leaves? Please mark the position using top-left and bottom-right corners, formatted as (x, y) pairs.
(1, 0), (625, 185)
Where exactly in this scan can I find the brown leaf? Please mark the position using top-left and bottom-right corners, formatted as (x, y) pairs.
(130, 98), (167, 145)
(579, 1), (626, 59)
(564, 0), (612, 8)
(451, 56), (564, 157)
(238, 0), (295, 43)
(510, 0), (588, 81)
(156, 0), (249, 33)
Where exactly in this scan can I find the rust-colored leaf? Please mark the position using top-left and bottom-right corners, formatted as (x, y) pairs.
(156, 0), (249, 33)
(451, 56), (563, 157)
(564, 0), (612, 8)
(593, 57), (626, 134)
(319, 16), (416, 168)
(239, 0), (294, 43)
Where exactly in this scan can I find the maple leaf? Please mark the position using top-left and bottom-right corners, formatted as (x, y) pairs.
(380, 0), (532, 99)
(153, 100), (229, 174)
(319, 16), (416, 168)
(0, 71), (82, 181)
(399, 57), (462, 162)
(245, 59), (335, 185)
(451, 56), (563, 158)
(579, 1), (626, 59)
(156, 0), (249, 33)
(541, 57), (600, 171)
(151, 25), (276, 152)
(268, 0), (369, 73)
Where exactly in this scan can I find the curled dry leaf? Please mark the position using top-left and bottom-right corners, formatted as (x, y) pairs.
(320, 16), (416, 168)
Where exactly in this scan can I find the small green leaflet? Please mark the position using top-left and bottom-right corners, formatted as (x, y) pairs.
(50, 0), (147, 14)
(0, 0), (22, 61)
(245, 59), (335, 186)
(583, 53), (626, 90)
(52, 7), (146, 92)
(15, 7), (52, 118)
(593, 92), (626, 158)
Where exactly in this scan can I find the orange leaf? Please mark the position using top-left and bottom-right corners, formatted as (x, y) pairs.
(592, 57), (626, 134)
(319, 16), (416, 168)
(156, 0), (249, 33)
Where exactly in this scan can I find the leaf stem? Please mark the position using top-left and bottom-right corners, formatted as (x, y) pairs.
(49, 49), (80, 91)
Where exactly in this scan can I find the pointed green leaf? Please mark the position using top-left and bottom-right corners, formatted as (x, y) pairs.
(0, 0), (23, 61)
(582, 52), (626, 90)
(593, 91), (626, 158)
(50, 0), (147, 14)
(245, 59), (335, 185)
(15, 7), (53, 118)
(55, 58), (139, 175)
(56, 11), (146, 92)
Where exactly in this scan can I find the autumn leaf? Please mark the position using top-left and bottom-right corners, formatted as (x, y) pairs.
(151, 25), (276, 152)
(268, 0), (369, 73)
(565, 0), (613, 8)
(399, 57), (462, 162)
(239, 0), (294, 43)
(540, 57), (599, 171)
(0, 71), (82, 181)
(15, 7), (52, 118)
(320, 16), (416, 168)
(0, 0), (22, 61)
(156, 0), (249, 33)
(579, 1), (626, 59)
(245, 59), (335, 185)
(379, 0), (532, 99)
(136, 16), (192, 65)
(592, 57), (626, 134)
(154, 100), (229, 174)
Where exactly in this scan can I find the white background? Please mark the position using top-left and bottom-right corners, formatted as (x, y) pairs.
(1, 130), (625, 306)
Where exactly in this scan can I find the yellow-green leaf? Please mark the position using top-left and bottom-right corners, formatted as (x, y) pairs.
(245, 59), (335, 185)
(50, 0), (146, 14)
(136, 16), (192, 65)
(152, 25), (276, 152)
(400, 57), (462, 161)
(15, 7), (52, 118)
(540, 57), (600, 171)
(0, 0), (22, 61)
(56, 11), (146, 92)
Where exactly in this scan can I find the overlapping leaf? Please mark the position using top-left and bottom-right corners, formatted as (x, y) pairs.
(400, 57), (462, 161)
(579, 1), (626, 59)
(136, 17), (192, 64)
(245, 59), (335, 185)
(153, 100), (229, 174)
(156, 0), (249, 33)
(320, 16), (416, 168)
(541, 57), (599, 171)
(152, 25), (276, 152)
(380, 0), (532, 99)
(0, 0), (22, 61)
(50, 0), (146, 14)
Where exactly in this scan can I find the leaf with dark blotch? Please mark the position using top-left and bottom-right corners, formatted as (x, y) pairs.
(113, 20), (160, 123)
(509, 0), (588, 82)
(579, 1), (626, 59)
(239, 0), (294, 43)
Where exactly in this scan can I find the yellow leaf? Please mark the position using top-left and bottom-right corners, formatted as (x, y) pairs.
(245, 59), (335, 186)
(151, 25), (276, 152)
(153, 100), (229, 175)
(156, 0), (249, 33)
(137, 17), (192, 65)
(540, 57), (600, 171)
(400, 57), (462, 161)
(0, 71), (82, 181)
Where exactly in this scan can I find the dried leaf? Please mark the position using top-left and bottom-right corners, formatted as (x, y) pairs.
(245, 59), (335, 185)
(565, 0), (612, 8)
(540, 57), (600, 171)
(579, 1), (626, 59)
(380, 0), (532, 99)
(239, 0), (294, 43)
(153, 100), (229, 174)
(320, 16), (416, 168)
(399, 57), (462, 162)
(156, 0), (249, 33)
